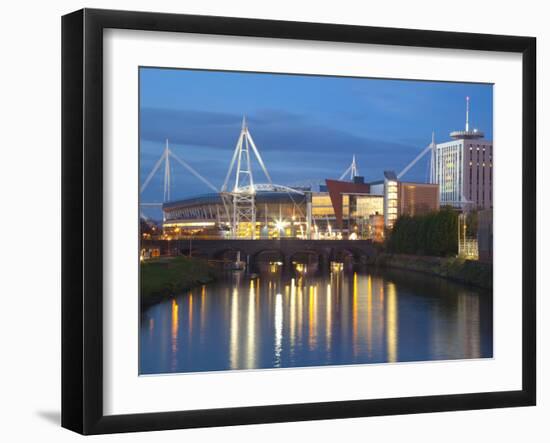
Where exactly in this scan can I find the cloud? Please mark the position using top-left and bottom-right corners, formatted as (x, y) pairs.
(140, 107), (419, 156)
(139, 107), (429, 197)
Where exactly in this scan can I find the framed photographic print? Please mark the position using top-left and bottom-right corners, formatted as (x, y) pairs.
(61, 8), (536, 434)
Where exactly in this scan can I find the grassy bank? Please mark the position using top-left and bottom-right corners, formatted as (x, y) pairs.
(140, 256), (221, 306)
(375, 253), (492, 290)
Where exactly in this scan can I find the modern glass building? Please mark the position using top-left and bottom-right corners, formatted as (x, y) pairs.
(370, 171), (439, 231)
(434, 97), (493, 209)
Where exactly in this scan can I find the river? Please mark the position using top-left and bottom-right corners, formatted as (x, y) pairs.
(139, 265), (493, 374)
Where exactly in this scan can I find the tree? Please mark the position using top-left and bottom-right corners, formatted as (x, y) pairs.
(387, 208), (458, 257)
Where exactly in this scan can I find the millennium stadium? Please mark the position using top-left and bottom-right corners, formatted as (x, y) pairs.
(140, 116), (443, 242)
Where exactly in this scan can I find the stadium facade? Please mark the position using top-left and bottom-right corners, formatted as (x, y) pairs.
(162, 174), (439, 240)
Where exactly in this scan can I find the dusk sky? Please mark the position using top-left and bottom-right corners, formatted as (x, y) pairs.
(139, 67), (493, 217)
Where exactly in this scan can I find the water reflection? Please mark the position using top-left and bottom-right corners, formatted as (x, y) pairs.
(170, 299), (178, 371)
(246, 280), (256, 369)
(274, 292), (283, 366)
(230, 287), (239, 369)
(140, 266), (492, 374)
(386, 282), (398, 363)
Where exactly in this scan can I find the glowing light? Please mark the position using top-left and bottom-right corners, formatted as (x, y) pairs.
(274, 219), (288, 233)
(171, 300), (179, 370)
(164, 221), (216, 227)
(367, 275), (373, 356)
(274, 293), (283, 366)
(353, 272), (358, 354)
(349, 232), (358, 240)
(188, 294), (193, 334)
(229, 288), (239, 369)
(246, 279), (256, 368)
(326, 283), (332, 352)
(308, 286), (317, 349)
(290, 279), (296, 348)
(200, 286), (206, 339)
(386, 282), (398, 363)
(269, 261), (282, 273)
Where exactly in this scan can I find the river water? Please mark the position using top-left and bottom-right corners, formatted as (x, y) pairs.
(140, 266), (493, 374)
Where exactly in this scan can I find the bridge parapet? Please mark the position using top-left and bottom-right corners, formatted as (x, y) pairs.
(142, 238), (378, 267)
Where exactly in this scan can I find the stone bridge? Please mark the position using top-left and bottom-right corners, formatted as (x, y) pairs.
(141, 239), (378, 270)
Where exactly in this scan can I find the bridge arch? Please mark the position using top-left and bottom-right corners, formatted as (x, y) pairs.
(330, 248), (355, 266)
(213, 248), (245, 262)
(289, 250), (324, 274)
(142, 238), (378, 267)
(253, 249), (285, 263)
(330, 245), (375, 265)
(252, 249), (285, 274)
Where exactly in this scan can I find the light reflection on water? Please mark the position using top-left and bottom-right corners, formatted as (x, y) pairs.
(140, 267), (492, 375)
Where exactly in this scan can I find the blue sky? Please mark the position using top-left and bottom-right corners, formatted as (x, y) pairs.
(140, 67), (492, 217)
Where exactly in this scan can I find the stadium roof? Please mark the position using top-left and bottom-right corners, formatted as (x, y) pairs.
(163, 190), (308, 210)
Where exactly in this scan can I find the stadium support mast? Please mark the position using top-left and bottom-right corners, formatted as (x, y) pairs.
(429, 131), (436, 184)
(140, 139), (218, 203)
(140, 139), (172, 202)
(163, 139), (171, 202)
(221, 117), (273, 239)
(398, 132), (437, 181)
(339, 155), (359, 181)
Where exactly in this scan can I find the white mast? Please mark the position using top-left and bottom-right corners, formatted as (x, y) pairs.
(351, 155), (358, 179)
(163, 139), (171, 202)
(140, 138), (218, 207)
(465, 96), (470, 132)
(221, 116), (272, 239)
(429, 131), (436, 184)
(339, 155), (359, 181)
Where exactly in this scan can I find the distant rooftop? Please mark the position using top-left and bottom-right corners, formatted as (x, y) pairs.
(450, 129), (485, 140)
(450, 96), (485, 140)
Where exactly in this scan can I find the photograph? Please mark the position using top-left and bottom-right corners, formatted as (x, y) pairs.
(0, 0), (543, 439)
(138, 68), (494, 375)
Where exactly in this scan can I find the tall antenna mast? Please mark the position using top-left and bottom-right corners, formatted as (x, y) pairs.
(450, 95), (484, 140)
(465, 96), (470, 132)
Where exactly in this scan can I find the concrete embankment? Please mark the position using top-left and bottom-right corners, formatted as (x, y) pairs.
(375, 253), (492, 290)
(140, 256), (221, 307)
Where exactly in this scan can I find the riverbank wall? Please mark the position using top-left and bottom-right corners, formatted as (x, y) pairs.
(375, 253), (492, 290)
(140, 256), (221, 307)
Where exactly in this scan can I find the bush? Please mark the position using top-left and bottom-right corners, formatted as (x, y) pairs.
(387, 208), (458, 257)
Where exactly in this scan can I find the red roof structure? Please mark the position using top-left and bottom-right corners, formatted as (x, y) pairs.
(325, 179), (371, 229)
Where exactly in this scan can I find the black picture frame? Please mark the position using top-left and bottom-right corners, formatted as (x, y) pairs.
(62, 8), (536, 435)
